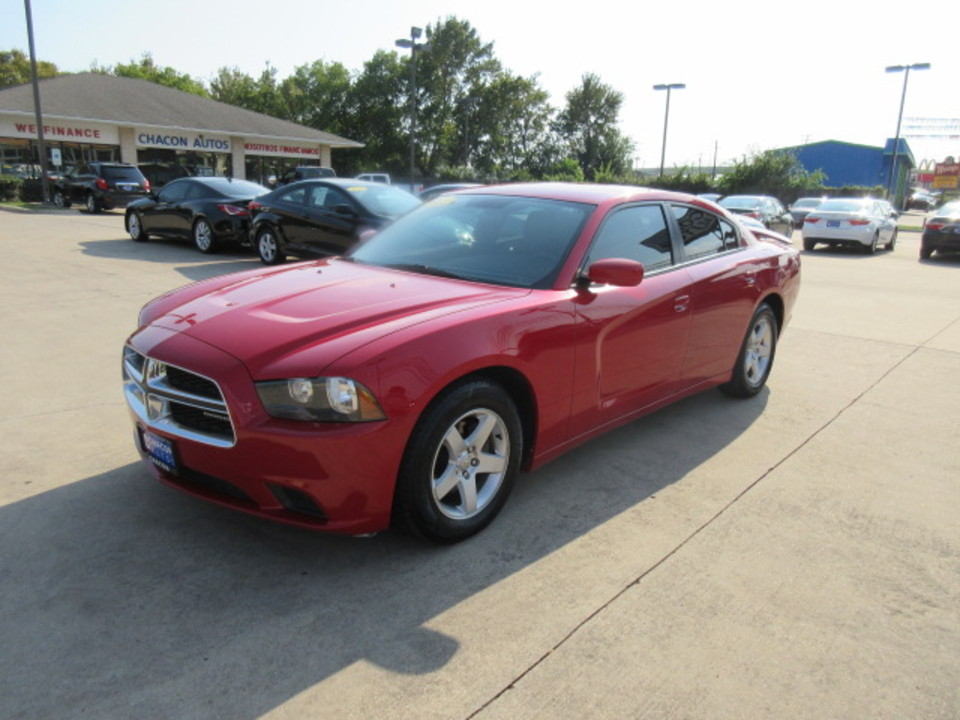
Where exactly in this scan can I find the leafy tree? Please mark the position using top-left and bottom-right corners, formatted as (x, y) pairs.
(0, 48), (59, 89)
(555, 73), (634, 181)
(280, 60), (353, 134)
(414, 17), (502, 175)
(718, 150), (825, 201)
(99, 53), (208, 96)
(342, 50), (409, 175)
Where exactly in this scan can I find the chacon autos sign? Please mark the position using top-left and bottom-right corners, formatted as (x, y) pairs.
(136, 130), (231, 151)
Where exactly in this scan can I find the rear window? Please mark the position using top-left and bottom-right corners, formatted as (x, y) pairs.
(202, 178), (268, 198)
(102, 166), (145, 182)
(817, 199), (869, 213)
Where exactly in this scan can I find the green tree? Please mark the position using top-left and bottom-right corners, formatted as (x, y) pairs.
(100, 53), (208, 96)
(718, 150), (825, 201)
(414, 17), (502, 175)
(342, 50), (409, 175)
(280, 60), (353, 134)
(210, 65), (286, 118)
(0, 49), (59, 89)
(555, 73), (634, 181)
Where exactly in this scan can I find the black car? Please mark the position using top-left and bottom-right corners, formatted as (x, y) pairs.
(719, 195), (794, 236)
(249, 178), (422, 264)
(54, 162), (150, 213)
(907, 190), (939, 211)
(920, 201), (960, 259)
(125, 177), (269, 254)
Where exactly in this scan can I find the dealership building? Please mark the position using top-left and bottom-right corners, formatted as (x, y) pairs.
(0, 73), (362, 185)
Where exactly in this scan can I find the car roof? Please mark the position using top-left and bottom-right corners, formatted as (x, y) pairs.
(454, 181), (702, 205)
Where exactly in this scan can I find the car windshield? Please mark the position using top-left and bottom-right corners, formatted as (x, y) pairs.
(201, 178), (268, 198)
(816, 199), (870, 213)
(102, 166), (145, 182)
(720, 196), (762, 210)
(348, 194), (594, 289)
(344, 184), (422, 218)
(793, 198), (823, 209)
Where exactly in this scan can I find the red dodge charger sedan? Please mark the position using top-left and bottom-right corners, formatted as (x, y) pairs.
(123, 183), (801, 542)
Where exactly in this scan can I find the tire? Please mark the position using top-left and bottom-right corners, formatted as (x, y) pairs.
(885, 228), (897, 251)
(53, 190), (69, 208)
(192, 218), (217, 254)
(126, 211), (147, 242)
(720, 303), (778, 399)
(85, 193), (100, 214)
(865, 232), (878, 254)
(803, 238), (816, 251)
(920, 243), (933, 260)
(256, 225), (285, 265)
(393, 379), (522, 543)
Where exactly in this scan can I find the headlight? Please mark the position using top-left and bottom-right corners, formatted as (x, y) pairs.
(255, 377), (386, 422)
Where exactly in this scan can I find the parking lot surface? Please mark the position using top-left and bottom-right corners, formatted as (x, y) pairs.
(1, 207), (958, 719)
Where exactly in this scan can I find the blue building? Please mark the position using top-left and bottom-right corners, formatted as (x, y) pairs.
(778, 139), (915, 206)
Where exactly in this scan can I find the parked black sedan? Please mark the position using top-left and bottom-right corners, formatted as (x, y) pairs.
(719, 195), (795, 236)
(125, 177), (269, 253)
(920, 201), (960, 259)
(249, 178), (421, 264)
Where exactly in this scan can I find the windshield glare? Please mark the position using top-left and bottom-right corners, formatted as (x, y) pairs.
(349, 194), (594, 289)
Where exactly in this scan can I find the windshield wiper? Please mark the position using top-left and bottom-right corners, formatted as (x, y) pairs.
(382, 263), (469, 281)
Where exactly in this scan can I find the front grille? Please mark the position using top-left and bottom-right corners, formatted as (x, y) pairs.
(166, 365), (221, 399)
(123, 346), (236, 446)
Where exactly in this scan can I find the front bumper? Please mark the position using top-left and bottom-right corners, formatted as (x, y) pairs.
(124, 327), (408, 535)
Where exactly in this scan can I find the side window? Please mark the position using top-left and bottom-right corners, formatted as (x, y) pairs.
(158, 181), (189, 203)
(584, 204), (673, 272)
(672, 205), (740, 259)
(322, 187), (351, 209)
(278, 187), (307, 205)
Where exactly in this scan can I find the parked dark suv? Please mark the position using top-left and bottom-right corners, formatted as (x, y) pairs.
(54, 162), (151, 213)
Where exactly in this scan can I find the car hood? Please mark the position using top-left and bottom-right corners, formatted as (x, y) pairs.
(142, 259), (528, 377)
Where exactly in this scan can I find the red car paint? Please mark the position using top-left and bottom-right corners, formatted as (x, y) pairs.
(124, 183), (800, 537)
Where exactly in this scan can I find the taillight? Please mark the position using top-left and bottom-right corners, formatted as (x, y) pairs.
(804, 217), (820, 224)
(747, 211), (761, 219)
(217, 204), (248, 216)
(143, 179), (151, 192)
(848, 219), (870, 226)
(247, 200), (262, 212)
(95, 178), (108, 190)
(925, 221), (946, 231)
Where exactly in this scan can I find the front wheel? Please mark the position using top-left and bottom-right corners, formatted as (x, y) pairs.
(126, 211), (147, 241)
(720, 303), (778, 398)
(256, 226), (285, 265)
(393, 380), (522, 543)
(193, 218), (217, 254)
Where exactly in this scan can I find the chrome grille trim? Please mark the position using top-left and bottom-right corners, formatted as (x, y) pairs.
(123, 345), (236, 447)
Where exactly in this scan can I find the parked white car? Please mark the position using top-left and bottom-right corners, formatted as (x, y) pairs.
(801, 198), (898, 253)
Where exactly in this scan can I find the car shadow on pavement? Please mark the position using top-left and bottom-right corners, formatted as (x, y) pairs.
(0, 389), (766, 718)
(79, 238), (261, 281)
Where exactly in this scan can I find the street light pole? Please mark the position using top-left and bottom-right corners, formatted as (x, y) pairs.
(653, 83), (685, 177)
(885, 62), (930, 206)
(396, 26), (430, 190)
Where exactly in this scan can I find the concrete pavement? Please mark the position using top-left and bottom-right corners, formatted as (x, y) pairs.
(1, 207), (957, 719)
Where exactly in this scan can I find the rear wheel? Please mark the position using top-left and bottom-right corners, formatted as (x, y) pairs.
(193, 218), (217, 254)
(53, 189), (69, 208)
(803, 238), (816, 251)
(256, 226), (285, 265)
(720, 303), (778, 398)
(865, 232), (878, 254)
(920, 243), (933, 260)
(884, 228), (897, 251)
(85, 193), (100, 214)
(393, 379), (522, 543)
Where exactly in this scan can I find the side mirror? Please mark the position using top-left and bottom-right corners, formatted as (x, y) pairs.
(583, 258), (645, 287)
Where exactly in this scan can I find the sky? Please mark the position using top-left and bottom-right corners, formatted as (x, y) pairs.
(3, 0), (959, 168)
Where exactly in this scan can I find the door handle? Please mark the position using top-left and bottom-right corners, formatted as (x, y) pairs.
(674, 294), (690, 312)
